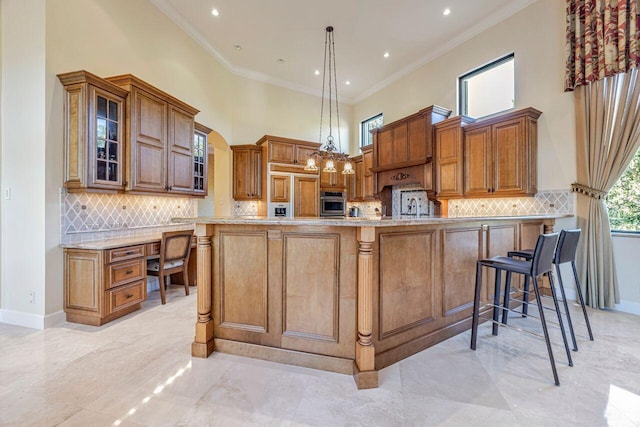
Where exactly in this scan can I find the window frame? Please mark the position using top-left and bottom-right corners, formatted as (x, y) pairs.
(458, 53), (515, 118)
(360, 113), (383, 148)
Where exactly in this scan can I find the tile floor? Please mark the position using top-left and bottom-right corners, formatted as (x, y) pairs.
(1, 287), (640, 426)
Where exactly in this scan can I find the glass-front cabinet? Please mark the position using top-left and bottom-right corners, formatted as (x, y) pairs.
(93, 89), (124, 186)
(193, 122), (212, 196)
(58, 70), (128, 192)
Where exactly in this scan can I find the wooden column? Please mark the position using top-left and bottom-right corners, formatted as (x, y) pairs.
(192, 223), (215, 358)
(543, 220), (555, 234)
(354, 226), (378, 389)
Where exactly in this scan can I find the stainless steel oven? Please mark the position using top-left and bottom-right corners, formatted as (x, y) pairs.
(320, 191), (346, 217)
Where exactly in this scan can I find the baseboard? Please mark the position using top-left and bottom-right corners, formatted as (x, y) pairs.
(44, 310), (66, 328)
(0, 309), (44, 330)
(0, 309), (66, 329)
(614, 300), (640, 316)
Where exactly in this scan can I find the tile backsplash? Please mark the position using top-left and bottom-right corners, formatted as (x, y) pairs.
(60, 191), (196, 244)
(349, 189), (574, 218)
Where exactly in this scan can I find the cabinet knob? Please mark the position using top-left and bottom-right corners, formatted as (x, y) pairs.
(125, 270), (133, 275)
(125, 293), (134, 299)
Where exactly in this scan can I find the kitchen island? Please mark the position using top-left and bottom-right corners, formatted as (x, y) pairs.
(174, 215), (566, 388)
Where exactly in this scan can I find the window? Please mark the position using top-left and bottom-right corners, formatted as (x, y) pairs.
(360, 113), (383, 147)
(608, 148), (640, 232)
(459, 54), (515, 118)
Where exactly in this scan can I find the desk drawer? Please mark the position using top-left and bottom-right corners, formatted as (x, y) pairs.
(108, 258), (146, 289)
(146, 242), (161, 257)
(106, 245), (145, 264)
(106, 280), (146, 315)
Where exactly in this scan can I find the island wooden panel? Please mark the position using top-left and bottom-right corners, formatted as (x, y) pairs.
(219, 231), (268, 333)
(379, 230), (436, 339)
(283, 233), (340, 342)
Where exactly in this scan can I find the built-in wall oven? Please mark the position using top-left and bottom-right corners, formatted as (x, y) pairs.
(320, 191), (346, 217)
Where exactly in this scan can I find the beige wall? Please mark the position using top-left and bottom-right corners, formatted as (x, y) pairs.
(351, 0), (575, 192)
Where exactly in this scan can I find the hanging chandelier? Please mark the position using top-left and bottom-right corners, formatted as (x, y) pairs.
(305, 26), (354, 175)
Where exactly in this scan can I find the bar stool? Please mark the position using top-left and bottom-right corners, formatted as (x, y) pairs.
(508, 229), (594, 351)
(470, 232), (570, 386)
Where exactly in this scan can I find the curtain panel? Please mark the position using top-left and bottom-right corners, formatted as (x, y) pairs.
(565, 0), (640, 91)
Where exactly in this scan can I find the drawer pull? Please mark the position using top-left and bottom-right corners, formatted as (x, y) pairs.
(125, 269), (133, 275)
(125, 293), (134, 299)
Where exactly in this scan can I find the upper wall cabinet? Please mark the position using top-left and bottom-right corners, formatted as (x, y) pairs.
(463, 108), (542, 198)
(193, 122), (212, 196)
(371, 106), (451, 172)
(256, 135), (321, 166)
(231, 145), (264, 200)
(106, 74), (200, 195)
(58, 70), (130, 193)
(434, 115), (476, 199)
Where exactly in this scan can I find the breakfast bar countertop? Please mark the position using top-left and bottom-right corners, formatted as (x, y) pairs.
(172, 213), (571, 227)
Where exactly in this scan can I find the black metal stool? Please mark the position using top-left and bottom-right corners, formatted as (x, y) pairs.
(508, 229), (594, 351)
(470, 232), (570, 386)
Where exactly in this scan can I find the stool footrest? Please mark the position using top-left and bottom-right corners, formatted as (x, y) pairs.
(478, 314), (546, 340)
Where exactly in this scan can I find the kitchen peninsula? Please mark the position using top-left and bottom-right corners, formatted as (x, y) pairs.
(176, 214), (567, 389)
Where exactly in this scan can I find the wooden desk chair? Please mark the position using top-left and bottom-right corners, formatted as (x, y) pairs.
(147, 230), (194, 304)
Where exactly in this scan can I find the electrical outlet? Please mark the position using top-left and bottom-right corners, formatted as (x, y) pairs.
(28, 290), (36, 304)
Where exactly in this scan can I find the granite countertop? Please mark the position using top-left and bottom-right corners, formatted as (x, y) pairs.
(172, 214), (571, 228)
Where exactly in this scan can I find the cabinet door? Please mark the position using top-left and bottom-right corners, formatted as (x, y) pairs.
(294, 176), (319, 217)
(268, 141), (295, 164)
(320, 159), (347, 189)
(355, 161), (364, 200)
(493, 118), (525, 195)
(89, 86), (125, 190)
(295, 145), (317, 166)
(167, 105), (195, 193)
(377, 128), (394, 168)
(130, 88), (167, 192)
(193, 129), (208, 195)
(435, 124), (463, 198)
(407, 115), (428, 162)
(233, 149), (252, 199)
(363, 149), (375, 199)
(270, 174), (290, 202)
(250, 149), (263, 199)
(464, 126), (492, 197)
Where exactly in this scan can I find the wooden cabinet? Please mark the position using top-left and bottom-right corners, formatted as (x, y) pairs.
(257, 135), (321, 166)
(372, 105), (450, 172)
(58, 70), (129, 193)
(347, 155), (363, 201)
(106, 74), (200, 195)
(362, 145), (375, 199)
(434, 116), (475, 199)
(294, 176), (319, 217)
(320, 159), (347, 190)
(464, 108), (541, 197)
(193, 122), (211, 196)
(270, 174), (290, 202)
(64, 244), (147, 326)
(232, 145), (263, 200)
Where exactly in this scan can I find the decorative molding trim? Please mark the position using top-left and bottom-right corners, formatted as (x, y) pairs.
(0, 309), (44, 330)
(44, 310), (67, 328)
(390, 172), (411, 181)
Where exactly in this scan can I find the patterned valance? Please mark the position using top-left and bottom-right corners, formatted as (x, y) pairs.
(565, 0), (640, 91)
(571, 182), (608, 199)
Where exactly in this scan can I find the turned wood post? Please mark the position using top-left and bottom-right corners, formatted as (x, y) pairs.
(355, 226), (378, 389)
(192, 223), (215, 358)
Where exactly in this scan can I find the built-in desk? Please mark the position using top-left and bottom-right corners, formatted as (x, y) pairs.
(61, 230), (196, 326)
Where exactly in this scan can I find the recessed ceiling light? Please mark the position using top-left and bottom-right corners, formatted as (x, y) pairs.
(277, 58), (285, 64)
(383, 52), (390, 58)
(314, 70), (320, 75)
(233, 44), (242, 51)
(211, 8), (219, 16)
(345, 81), (351, 85)
(443, 8), (451, 16)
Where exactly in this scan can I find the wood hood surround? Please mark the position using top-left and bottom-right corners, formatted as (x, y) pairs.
(370, 105), (451, 214)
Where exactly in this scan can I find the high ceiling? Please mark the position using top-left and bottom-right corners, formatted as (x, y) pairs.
(151, 0), (538, 103)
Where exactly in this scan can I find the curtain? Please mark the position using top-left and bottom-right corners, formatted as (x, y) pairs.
(574, 68), (640, 308)
(565, 0), (640, 92)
